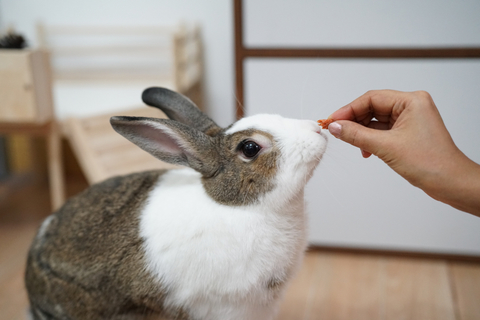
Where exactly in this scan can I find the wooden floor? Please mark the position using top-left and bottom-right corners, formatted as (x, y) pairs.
(277, 252), (480, 320)
(1, 176), (480, 320)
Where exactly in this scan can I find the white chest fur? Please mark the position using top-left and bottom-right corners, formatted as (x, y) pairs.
(140, 168), (307, 320)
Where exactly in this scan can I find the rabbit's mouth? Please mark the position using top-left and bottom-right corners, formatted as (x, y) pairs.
(300, 130), (328, 166)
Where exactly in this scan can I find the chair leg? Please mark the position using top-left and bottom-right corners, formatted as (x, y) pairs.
(47, 121), (65, 211)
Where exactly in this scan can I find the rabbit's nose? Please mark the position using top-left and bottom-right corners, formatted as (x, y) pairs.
(301, 120), (321, 134)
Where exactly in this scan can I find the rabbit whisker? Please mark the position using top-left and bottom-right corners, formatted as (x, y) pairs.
(233, 92), (245, 118)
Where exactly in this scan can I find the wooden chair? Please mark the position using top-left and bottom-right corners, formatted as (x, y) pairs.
(36, 23), (203, 184)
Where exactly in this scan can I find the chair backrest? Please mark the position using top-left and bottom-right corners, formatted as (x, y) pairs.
(37, 23), (202, 93)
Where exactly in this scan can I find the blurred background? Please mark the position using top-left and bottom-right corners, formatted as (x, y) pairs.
(0, 0), (235, 218)
(0, 0), (235, 122)
(1, 0), (480, 318)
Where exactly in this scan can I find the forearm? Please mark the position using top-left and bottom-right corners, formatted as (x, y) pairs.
(423, 152), (480, 217)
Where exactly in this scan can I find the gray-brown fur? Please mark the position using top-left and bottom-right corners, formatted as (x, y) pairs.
(111, 114), (278, 207)
(201, 129), (278, 206)
(26, 171), (190, 320)
(142, 87), (219, 134)
(266, 277), (286, 301)
(111, 88), (280, 207)
(25, 87), (285, 320)
(111, 116), (222, 179)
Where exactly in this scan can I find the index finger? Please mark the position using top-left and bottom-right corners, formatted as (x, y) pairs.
(329, 90), (407, 124)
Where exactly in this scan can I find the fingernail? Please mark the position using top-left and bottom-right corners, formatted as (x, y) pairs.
(328, 122), (342, 138)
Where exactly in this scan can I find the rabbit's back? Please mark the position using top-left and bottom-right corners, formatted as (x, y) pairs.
(26, 170), (188, 319)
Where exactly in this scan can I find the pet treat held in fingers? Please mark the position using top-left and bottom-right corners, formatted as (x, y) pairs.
(317, 118), (334, 129)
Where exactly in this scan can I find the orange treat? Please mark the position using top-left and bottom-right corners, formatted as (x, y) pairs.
(317, 118), (334, 129)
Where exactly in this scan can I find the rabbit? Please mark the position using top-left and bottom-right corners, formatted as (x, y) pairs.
(25, 87), (328, 320)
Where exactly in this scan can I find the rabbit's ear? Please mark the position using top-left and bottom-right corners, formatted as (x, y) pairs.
(111, 116), (220, 177)
(142, 87), (220, 135)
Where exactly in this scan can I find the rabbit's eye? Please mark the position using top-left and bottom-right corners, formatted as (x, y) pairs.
(241, 141), (261, 158)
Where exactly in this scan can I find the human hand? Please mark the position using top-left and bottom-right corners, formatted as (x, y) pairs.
(327, 90), (480, 215)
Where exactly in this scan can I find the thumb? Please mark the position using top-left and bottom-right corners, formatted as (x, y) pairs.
(328, 120), (384, 155)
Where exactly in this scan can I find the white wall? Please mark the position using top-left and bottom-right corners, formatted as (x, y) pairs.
(246, 59), (480, 255)
(0, 0), (236, 126)
(245, 0), (480, 47)
(244, 0), (480, 255)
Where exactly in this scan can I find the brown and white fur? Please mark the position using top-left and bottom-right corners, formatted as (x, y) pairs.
(25, 87), (328, 320)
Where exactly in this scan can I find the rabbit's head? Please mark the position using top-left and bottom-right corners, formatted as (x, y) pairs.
(111, 87), (327, 208)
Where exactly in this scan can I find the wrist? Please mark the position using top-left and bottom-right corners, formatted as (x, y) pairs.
(422, 151), (480, 216)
